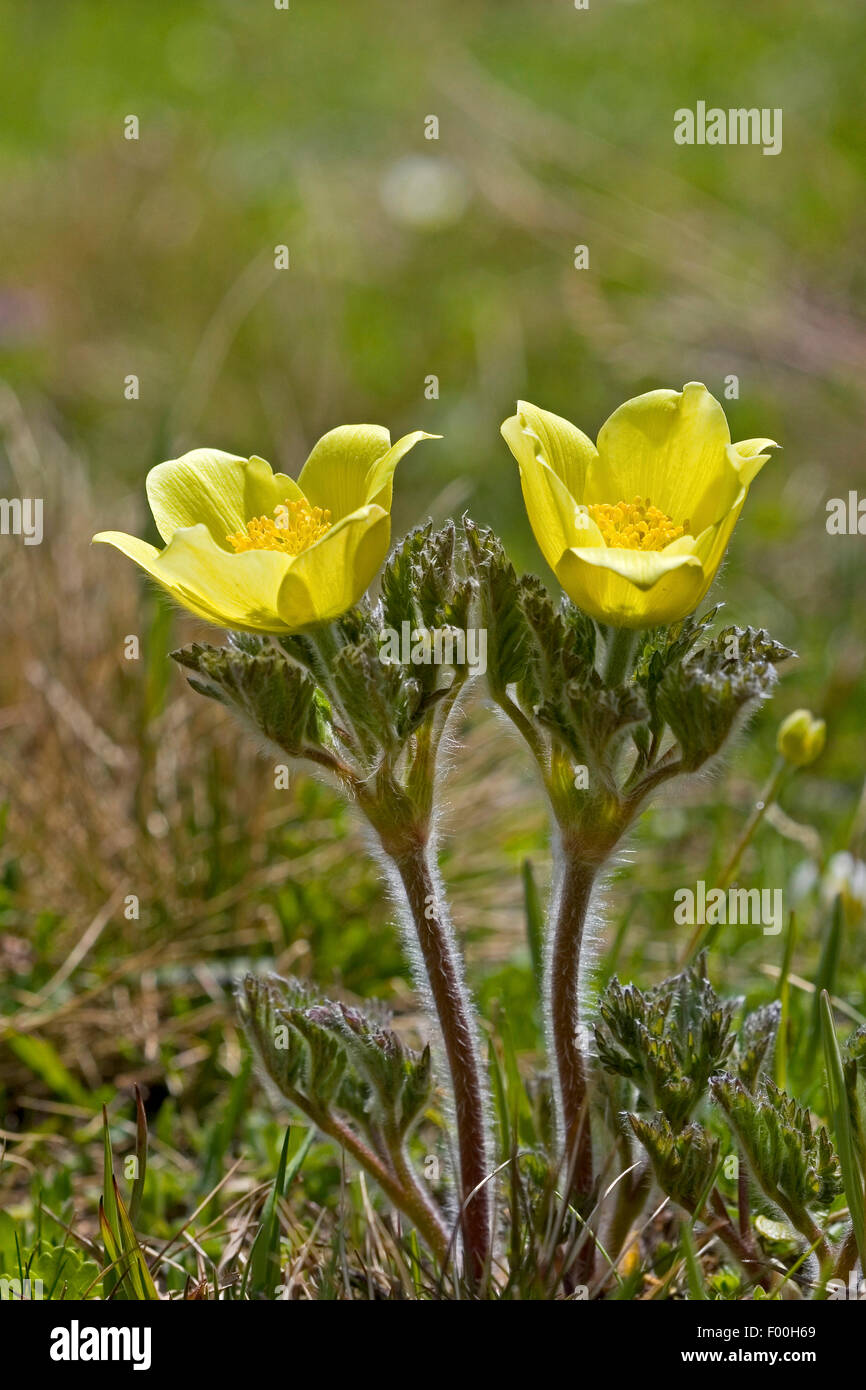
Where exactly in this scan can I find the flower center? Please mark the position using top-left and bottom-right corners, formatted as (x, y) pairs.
(587, 496), (687, 551)
(226, 498), (332, 556)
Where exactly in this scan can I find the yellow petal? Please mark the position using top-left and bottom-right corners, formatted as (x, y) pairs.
(562, 543), (703, 591)
(501, 400), (598, 499)
(298, 425), (436, 521)
(94, 524), (293, 631)
(298, 425), (390, 521)
(684, 495), (747, 606)
(591, 382), (736, 532)
(556, 545), (706, 629)
(276, 505), (390, 627)
(363, 431), (440, 511)
(728, 438), (779, 489)
(514, 451), (603, 573)
(146, 450), (304, 548)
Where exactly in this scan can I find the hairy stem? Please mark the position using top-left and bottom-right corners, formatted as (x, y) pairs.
(603, 626), (638, 688)
(549, 850), (597, 1229)
(287, 1094), (449, 1266)
(322, 1106), (450, 1273)
(391, 842), (492, 1282)
(708, 1188), (773, 1291)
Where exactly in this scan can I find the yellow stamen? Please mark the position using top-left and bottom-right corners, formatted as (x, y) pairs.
(587, 495), (687, 551)
(227, 498), (332, 556)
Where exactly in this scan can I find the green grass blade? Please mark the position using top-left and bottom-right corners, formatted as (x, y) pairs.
(5, 1032), (89, 1108)
(129, 1084), (148, 1224)
(249, 1125), (314, 1298)
(112, 1177), (158, 1301)
(680, 1220), (708, 1301)
(101, 1107), (120, 1297)
(820, 989), (866, 1271)
(775, 912), (796, 1090)
(809, 897), (843, 1055)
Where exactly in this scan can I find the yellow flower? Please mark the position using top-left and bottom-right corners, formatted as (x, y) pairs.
(501, 382), (777, 628)
(93, 426), (435, 632)
(777, 709), (826, 767)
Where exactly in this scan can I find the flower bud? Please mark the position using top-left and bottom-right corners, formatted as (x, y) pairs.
(776, 709), (826, 767)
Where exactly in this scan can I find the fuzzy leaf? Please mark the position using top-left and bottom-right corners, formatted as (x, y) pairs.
(711, 1073), (842, 1214)
(656, 626), (793, 770)
(737, 1002), (782, 1092)
(627, 1113), (719, 1215)
(596, 959), (739, 1129)
(172, 640), (321, 755)
(238, 975), (434, 1142)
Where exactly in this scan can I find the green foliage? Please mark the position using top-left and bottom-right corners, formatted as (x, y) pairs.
(172, 639), (320, 756)
(4, 0), (866, 1303)
(655, 627), (794, 771)
(736, 1002), (782, 1092)
(628, 1114), (719, 1217)
(463, 519), (532, 696)
(100, 1107), (159, 1301)
(0, 1211), (101, 1301)
(842, 1020), (866, 1167)
(238, 974), (434, 1145)
(711, 1073), (842, 1216)
(822, 994), (866, 1271)
(466, 519), (648, 776)
(595, 958), (739, 1129)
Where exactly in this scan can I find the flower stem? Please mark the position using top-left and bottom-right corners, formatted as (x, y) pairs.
(680, 756), (788, 964)
(391, 842), (492, 1283)
(549, 850), (597, 1218)
(718, 756), (788, 891)
(603, 626), (638, 688)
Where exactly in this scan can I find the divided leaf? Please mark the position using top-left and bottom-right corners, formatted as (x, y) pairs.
(595, 959), (738, 1129)
(627, 1113), (720, 1215)
(172, 639), (320, 756)
(238, 975), (434, 1143)
(737, 1002), (782, 1092)
(655, 626), (794, 770)
(711, 1074), (842, 1215)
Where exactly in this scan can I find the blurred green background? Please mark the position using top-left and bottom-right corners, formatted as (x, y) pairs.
(1, 0), (865, 1293)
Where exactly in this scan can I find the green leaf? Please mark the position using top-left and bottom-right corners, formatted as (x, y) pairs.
(521, 859), (545, 1001)
(248, 1124), (314, 1298)
(595, 959), (738, 1129)
(679, 1219), (709, 1300)
(711, 1073), (842, 1219)
(239, 974), (434, 1142)
(112, 1177), (158, 1301)
(172, 640), (320, 756)
(129, 1084), (148, 1224)
(102, 1108), (120, 1298)
(737, 1002), (782, 1092)
(463, 518), (532, 696)
(627, 1113), (719, 1215)
(656, 625), (793, 770)
(25, 1245), (101, 1301)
